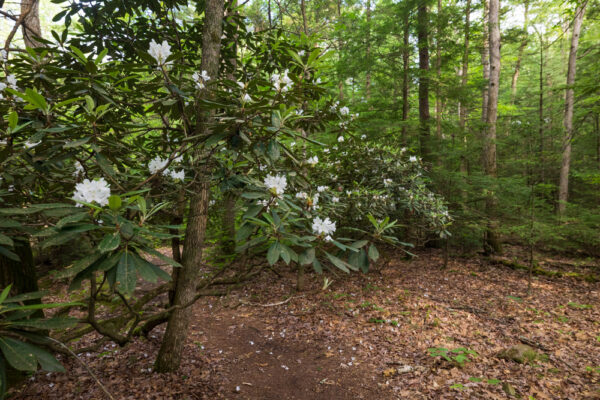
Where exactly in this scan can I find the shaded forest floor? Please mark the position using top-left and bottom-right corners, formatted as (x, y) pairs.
(11, 247), (600, 399)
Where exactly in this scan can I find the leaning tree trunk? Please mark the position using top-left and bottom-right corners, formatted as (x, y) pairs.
(417, 2), (432, 163)
(154, 0), (224, 373)
(435, 0), (442, 139)
(558, 1), (587, 216)
(365, 0), (372, 100)
(482, 0), (502, 254)
(20, 0), (43, 48)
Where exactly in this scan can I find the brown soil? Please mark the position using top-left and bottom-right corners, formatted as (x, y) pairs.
(9, 247), (600, 399)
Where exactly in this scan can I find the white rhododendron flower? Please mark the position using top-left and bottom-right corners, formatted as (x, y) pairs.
(409, 156), (417, 162)
(148, 156), (169, 175)
(73, 161), (84, 177)
(306, 156), (318, 166)
(296, 192), (308, 200)
(6, 74), (18, 90)
(242, 93), (252, 103)
(271, 69), (293, 92)
(298, 50), (306, 57)
(384, 178), (393, 187)
(332, 196), (339, 203)
(264, 174), (287, 197)
(192, 70), (210, 89)
(24, 140), (40, 148)
(148, 39), (172, 65)
(169, 170), (185, 181)
(317, 186), (328, 192)
(72, 178), (111, 207)
(337, 136), (344, 143)
(361, 134), (367, 140)
(312, 216), (336, 237)
(339, 106), (350, 116)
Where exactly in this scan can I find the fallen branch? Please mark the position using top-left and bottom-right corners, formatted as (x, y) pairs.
(239, 295), (302, 307)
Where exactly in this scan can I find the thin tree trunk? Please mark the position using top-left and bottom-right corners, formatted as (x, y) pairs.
(20, 0), (42, 48)
(401, 11), (410, 144)
(482, 0), (502, 254)
(458, 0), (470, 131)
(558, 1), (587, 216)
(300, 0), (308, 35)
(222, 192), (237, 254)
(268, 0), (272, 28)
(481, 0), (490, 123)
(366, 0), (372, 100)
(417, 2), (431, 163)
(0, 238), (38, 295)
(510, 1), (528, 102)
(154, 0), (224, 373)
(435, 0), (442, 139)
(538, 32), (545, 183)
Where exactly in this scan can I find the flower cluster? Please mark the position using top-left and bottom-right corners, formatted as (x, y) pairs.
(312, 216), (336, 241)
(72, 178), (111, 207)
(271, 70), (293, 93)
(192, 70), (210, 89)
(264, 174), (287, 197)
(73, 161), (84, 177)
(148, 40), (172, 66)
(306, 156), (318, 166)
(148, 156), (185, 181)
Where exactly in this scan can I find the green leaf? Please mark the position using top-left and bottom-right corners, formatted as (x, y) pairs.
(368, 244), (379, 262)
(0, 338), (37, 371)
(0, 285), (12, 305)
(351, 240), (369, 249)
(24, 88), (48, 112)
(55, 251), (102, 279)
(29, 346), (64, 372)
(63, 137), (91, 148)
(108, 195), (121, 212)
(55, 212), (90, 229)
(98, 233), (121, 252)
(7, 111), (17, 130)
(116, 252), (136, 294)
(3, 290), (46, 303)
(0, 247), (19, 261)
(267, 242), (280, 265)
(299, 248), (315, 266)
(140, 246), (182, 268)
(324, 252), (351, 273)
(10, 317), (77, 330)
(312, 258), (323, 274)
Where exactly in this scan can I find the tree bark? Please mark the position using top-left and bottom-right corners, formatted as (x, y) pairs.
(20, 0), (42, 48)
(538, 32), (545, 183)
(482, 0), (502, 254)
(481, 0), (490, 123)
(0, 238), (38, 295)
(435, 0), (442, 139)
(510, 1), (529, 102)
(365, 0), (372, 100)
(558, 1), (587, 216)
(154, 0), (224, 373)
(401, 11), (410, 144)
(417, 2), (432, 163)
(458, 0), (470, 131)
(300, 0), (308, 35)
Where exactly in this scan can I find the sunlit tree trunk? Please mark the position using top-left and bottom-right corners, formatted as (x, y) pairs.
(417, 2), (432, 163)
(481, 0), (490, 123)
(401, 11), (410, 144)
(558, 1), (587, 216)
(459, 0), (470, 205)
(154, 0), (224, 373)
(510, 1), (529, 102)
(20, 0), (42, 48)
(482, 0), (502, 254)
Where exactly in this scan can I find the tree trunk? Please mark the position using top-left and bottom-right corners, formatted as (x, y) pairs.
(481, 0), (490, 123)
(0, 238), (38, 295)
(154, 0), (224, 373)
(300, 0), (308, 35)
(482, 0), (502, 254)
(401, 11), (410, 144)
(538, 32), (545, 183)
(20, 0), (42, 48)
(558, 1), (587, 216)
(222, 192), (237, 254)
(458, 0), (470, 132)
(417, 2), (431, 163)
(510, 1), (529, 102)
(365, 0), (372, 100)
(435, 0), (442, 139)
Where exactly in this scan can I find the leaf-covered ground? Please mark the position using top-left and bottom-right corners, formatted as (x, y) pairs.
(12, 247), (600, 399)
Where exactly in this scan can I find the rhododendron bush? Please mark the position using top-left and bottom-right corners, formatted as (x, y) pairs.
(0, 0), (449, 380)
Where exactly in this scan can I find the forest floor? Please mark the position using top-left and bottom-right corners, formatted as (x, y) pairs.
(10, 246), (600, 400)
